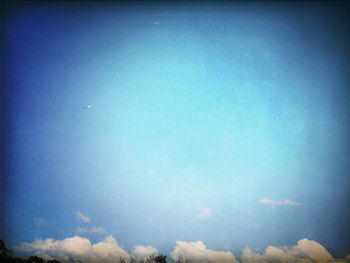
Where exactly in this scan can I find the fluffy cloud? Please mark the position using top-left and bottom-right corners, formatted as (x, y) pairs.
(241, 238), (334, 263)
(170, 241), (239, 263)
(197, 206), (212, 220)
(259, 197), (302, 206)
(77, 226), (107, 234)
(15, 235), (130, 262)
(131, 245), (158, 260)
(75, 211), (91, 223)
(92, 235), (130, 262)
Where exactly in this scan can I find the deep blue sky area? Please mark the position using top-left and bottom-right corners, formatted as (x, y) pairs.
(1, 1), (350, 261)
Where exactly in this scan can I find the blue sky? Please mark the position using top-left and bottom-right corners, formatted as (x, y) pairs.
(2, 1), (350, 262)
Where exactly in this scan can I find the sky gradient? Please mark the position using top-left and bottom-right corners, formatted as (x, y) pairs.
(1, 1), (350, 262)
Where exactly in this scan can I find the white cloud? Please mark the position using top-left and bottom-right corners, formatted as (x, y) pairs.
(75, 211), (91, 223)
(170, 241), (239, 263)
(131, 245), (158, 260)
(14, 235), (130, 263)
(92, 235), (130, 262)
(13, 236), (349, 263)
(259, 197), (302, 206)
(77, 226), (107, 234)
(241, 247), (264, 263)
(241, 238), (334, 263)
(197, 206), (212, 220)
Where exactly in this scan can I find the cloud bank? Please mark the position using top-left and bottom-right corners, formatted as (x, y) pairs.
(170, 241), (239, 263)
(14, 236), (348, 263)
(241, 239), (334, 263)
(259, 197), (302, 206)
(15, 235), (130, 262)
